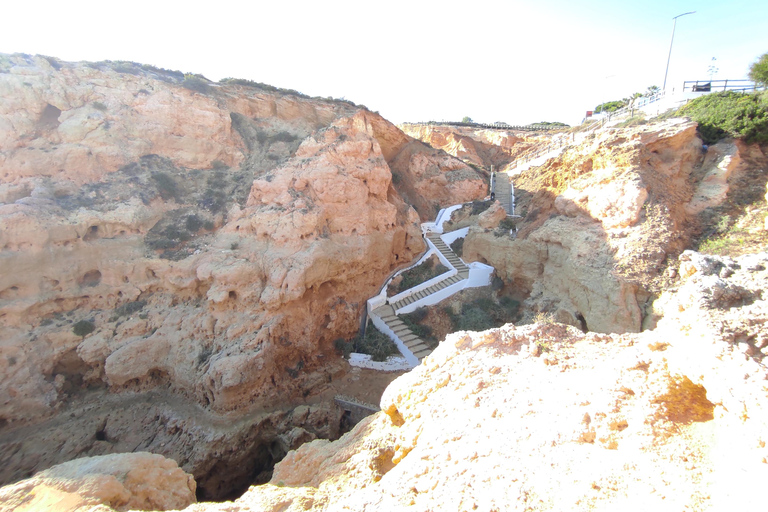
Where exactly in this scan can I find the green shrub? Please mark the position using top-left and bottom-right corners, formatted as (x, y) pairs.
(73, 320), (95, 337)
(163, 225), (191, 242)
(471, 200), (492, 215)
(748, 52), (768, 88)
(270, 131), (298, 143)
(355, 324), (399, 362)
(218, 77), (309, 98)
(388, 256), (449, 295)
(151, 172), (181, 201)
(92, 101), (107, 111)
(182, 75), (212, 94)
(445, 296), (519, 333)
(400, 309), (434, 342)
(676, 91), (768, 144)
(333, 338), (353, 359)
(112, 300), (146, 320)
(594, 100), (626, 113)
(450, 237), (464, 257)
(185, 214), (204, 232)
(498, 217), (516, 231)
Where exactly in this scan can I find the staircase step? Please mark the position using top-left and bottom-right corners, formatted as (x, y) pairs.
(414, 349), (433, 360)
(406, 342), (430, 353)
(400, 333), (419, 342)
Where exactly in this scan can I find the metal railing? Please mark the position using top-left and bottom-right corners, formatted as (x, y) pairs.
(682, 79), (761, 93)
(400, 121), (565, 131)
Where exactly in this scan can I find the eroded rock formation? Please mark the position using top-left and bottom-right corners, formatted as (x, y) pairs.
(17, 249), (762, 511)
(0, 452), (196, 511)
(0, 54), (486, 498)
(399, 123), (539, 169)
(465, 119), (767, 333)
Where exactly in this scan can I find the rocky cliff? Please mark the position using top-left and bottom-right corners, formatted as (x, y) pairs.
(0, 54), (486, 498)
(398, 123), (548, 169)
(465, 119), (767, 333)
(7, 249), (765, 511)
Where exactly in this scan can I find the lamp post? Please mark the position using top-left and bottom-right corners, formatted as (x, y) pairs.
(663, 11), (695, 91)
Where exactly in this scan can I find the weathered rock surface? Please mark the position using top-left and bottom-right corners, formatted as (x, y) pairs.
(42, 249), (764, 512)
(399, 123), (534, 169)
(0, 452), (195, 511)
(464, 119), (746, 333)
(0, 54), (484, 498)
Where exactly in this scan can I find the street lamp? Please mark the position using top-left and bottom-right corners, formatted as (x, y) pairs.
(663, 11), (695, 91)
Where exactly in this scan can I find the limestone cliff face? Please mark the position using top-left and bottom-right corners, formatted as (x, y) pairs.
(15, 250), (763, 511)
(398, 123), (542, 169)
(464, 119), (744, 333)
(0, 54), (485, 496)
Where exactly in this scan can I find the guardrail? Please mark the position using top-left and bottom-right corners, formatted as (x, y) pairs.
(682, 79), (761, 93)
(400, 121), (566, 131)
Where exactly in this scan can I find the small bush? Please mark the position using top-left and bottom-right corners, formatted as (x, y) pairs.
(73, 320), (95, 337)
(676, 91), (768, 144)
(355, 324), (399, 362)
(450, 237), (464, 257)
(151, 172), (181, 201)
(333, 338), (353, 359)
(112, 300), (146, 320)
(197, 347), (213, 366)
(92, 101), (107, 111)
(388, 255), (449, 295)
(211, 160), (228, 170)
(182, 75), (212, 94)
(271, 131), (298, 143)
(185, 214), (204, 232)
(163, 225), (192, 242)
(444, 296), (519, 333)
(498, 217), (516, 231)
(471, 200), (492, 215)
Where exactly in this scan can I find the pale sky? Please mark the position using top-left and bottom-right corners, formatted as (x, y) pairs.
(2, 0), (767, 126)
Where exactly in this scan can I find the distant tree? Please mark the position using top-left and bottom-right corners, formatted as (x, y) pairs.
(461, 116), (474, 123)
(748, 52), (768, 88)
(594, 100), (626, 113)
(645, 85), (660, 97)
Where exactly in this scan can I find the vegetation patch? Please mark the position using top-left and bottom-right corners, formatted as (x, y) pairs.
(449, 237), (464, 257)
(355, 324), (399, 362)
(676, 91), (768, 145)
(471, 200), (492, 215)
(73, 320), (95, 338)
(182, 75), (213, 94)
(110, 300), (147, 321)
(151, 171), (182, 202)
(387, 255), (448, 296)
(334, 338), (354, 359)
(697, 210), (768, 256)
(444, 296), (520, 332)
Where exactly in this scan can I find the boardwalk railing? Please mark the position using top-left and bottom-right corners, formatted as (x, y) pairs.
(682, 79), (761, 93)
(400, 121), (565, 132)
